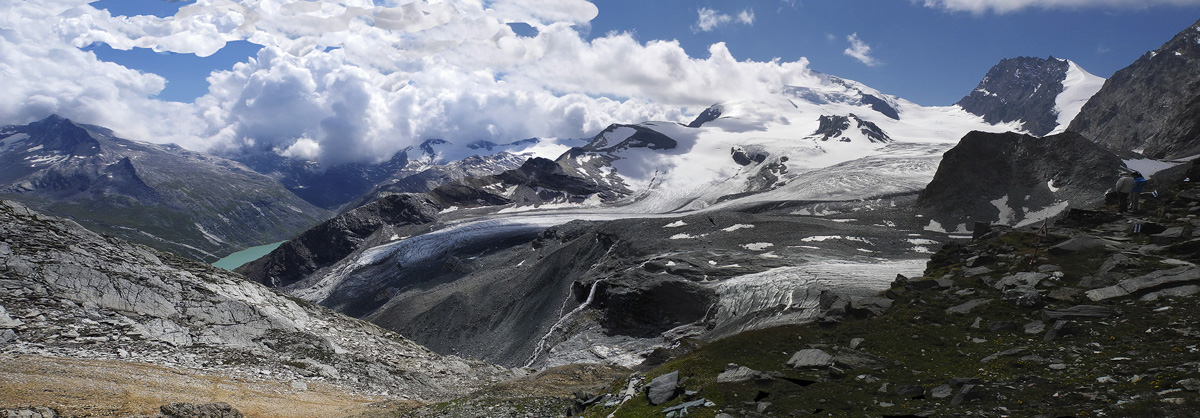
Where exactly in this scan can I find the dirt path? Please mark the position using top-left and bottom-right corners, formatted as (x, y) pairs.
(0, 354), (413, 417)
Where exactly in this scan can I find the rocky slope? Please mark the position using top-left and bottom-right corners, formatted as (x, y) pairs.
(917, 130), (1125, 232)
(0, 115), (328, 261)
(0, 200), (514, 415)
(1069, 18), (1200, 159)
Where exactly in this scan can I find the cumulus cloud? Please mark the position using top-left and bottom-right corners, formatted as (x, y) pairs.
(692, 7), (755, 32)
(844, 33), (880, 67)
(921, 0), (1200, 14)
(2, 0), (812, 167)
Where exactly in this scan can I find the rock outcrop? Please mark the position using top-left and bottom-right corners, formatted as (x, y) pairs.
(917, 130), (1124, 229)
(0, 200), (511, 404)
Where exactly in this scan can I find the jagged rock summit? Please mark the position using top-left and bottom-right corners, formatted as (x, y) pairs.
(1070, 18), (1200, 159)
(0, 115), (328, 261)
(957, 56), (1104, 137)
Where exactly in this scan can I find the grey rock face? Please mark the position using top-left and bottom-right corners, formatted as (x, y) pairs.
(956, 56), (1072, 136)
(0, 116), (328, 261)
(0, 200), (511, 401)
(1069, 19), (1200, 159)
(917, 131), (1124, 227)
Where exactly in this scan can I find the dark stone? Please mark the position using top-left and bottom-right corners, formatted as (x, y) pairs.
(1041, 305), (1116, 322)
(1043, 320), (1075, 341)
(1057, 208), (1124, 229)
(972, 222), (992, 240)
(908, 280), (942, 291)
(949, 377), (982, 388)
(832, 350), (887, 371)
(895, 384), (926, 398)
(988, 321), (1020, 332)
(950, 384), (984, 405)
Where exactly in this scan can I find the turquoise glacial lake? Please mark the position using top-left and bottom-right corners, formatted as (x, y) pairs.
(213, 241), (284, 271)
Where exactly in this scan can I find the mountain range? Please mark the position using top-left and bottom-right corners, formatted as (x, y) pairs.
(4, 16), (1200, 418)
(0, 115), (328, 261)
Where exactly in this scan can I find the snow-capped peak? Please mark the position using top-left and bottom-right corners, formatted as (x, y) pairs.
(1048, 60), (1105, 135)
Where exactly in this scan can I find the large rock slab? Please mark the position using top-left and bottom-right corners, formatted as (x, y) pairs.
(1086, 266), (1200, 301)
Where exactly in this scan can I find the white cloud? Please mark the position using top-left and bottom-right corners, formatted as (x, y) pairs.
(694, 7), (733, 32)
(1, 0), (812, 167)
(692, 7), (755, 32)
(844, 33), (880, 67)
(737, 9), (757, 25)
(921, 0), (1200, 14)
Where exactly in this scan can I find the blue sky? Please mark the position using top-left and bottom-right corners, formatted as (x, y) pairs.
(87, 0), (1200, 106)
(5, 0), (1200, 166)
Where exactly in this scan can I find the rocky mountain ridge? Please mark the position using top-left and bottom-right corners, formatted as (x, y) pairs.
(1069, 18), (1200, 160)
(0, 115), (328, 261)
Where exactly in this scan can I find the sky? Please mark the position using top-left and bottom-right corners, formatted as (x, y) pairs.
(3, 0), (1200, 167)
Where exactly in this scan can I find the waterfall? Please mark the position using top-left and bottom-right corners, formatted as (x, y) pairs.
(523, 279), (605, 368)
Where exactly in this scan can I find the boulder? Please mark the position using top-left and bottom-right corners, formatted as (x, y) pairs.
(930, 384), (954, 399)
(645, 371), (682, 405)
(848, 297), (894, 317)
(786, 349), (833, 368)
(1150, 227), (1188, 244)
(716, 364), (773, 384)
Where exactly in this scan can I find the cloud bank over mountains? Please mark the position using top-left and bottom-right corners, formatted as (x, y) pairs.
(921, 0), (1200, 14)
(2, 0), (817, 166)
